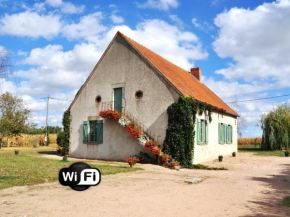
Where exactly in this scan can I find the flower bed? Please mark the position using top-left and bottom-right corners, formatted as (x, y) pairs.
(99, 110), (121, 120)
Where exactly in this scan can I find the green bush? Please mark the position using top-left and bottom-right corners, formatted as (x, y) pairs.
(57, 131), (65, 147)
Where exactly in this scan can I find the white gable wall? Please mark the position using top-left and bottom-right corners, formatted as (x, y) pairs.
(69, 35), (179, 161)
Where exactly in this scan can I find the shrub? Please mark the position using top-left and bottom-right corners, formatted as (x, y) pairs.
(57, 131), (65, 147)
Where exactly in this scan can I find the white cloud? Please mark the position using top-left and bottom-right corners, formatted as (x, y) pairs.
(169, 14), (183, 27)
(110, 14), (124, 24)
(46, 0), (85, 14)
(213, 0), (290, 86)
(191, 18), (200, 28)
(0, 11), (62, 39)
(62, 12), (107, 40)
(102, 19), (207, 69)
(17, 50), (28, 57)
(192, 17), (215, 32)
(61, 17), (207, 69)
(18, 43), (101, 94)
(136, 0), (179, 11)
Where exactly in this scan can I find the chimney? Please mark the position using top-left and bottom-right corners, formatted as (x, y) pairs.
(190, 67), (201, 81)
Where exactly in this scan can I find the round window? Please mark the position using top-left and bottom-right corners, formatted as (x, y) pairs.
(95, 95), (102, 104)
(135, 90), (143, 99)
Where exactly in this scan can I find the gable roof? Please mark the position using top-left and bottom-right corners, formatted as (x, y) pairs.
(69, 31), (238, 117)
(118, 32), (238, 116)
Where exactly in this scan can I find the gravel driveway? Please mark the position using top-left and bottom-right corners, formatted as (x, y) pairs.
(1, 152), (290, 217)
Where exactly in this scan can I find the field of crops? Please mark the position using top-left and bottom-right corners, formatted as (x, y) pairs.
(1, 134), (57, 147)
(238, 137), (262, 145)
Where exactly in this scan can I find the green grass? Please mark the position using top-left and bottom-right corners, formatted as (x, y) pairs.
(282, 196), (290, 207)
(238, 145), (285, 157)
(189, 164), (228, 170)
(0, 147), (142, 190)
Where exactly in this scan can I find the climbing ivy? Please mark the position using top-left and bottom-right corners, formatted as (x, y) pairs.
(62, 110), (70, 156)
(163, 95), (215, 167)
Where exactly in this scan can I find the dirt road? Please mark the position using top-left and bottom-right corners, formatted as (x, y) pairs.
(1, 153), (289, 217)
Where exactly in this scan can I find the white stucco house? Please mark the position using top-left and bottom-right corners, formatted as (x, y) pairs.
(67, 31), (238, 164)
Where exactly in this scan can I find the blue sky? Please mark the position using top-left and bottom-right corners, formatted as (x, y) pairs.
(0, 0), (289, 137)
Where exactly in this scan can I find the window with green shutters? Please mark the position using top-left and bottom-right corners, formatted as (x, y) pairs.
(83, 121), (88, 143)
(197, 119), (208, 145)
(83, 120), (103, 144)
(218, 123), (233, 144)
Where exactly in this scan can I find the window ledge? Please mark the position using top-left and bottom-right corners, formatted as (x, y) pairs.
(87, 142), (101, 145)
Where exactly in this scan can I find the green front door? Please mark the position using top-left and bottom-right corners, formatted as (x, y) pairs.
(114, 88), (122, 112)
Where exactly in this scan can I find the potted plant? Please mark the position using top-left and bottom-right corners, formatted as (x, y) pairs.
(145, 140), (159, 152)
(218, 155), (223, 162)
(160, 154), (170, 163)
(125, 123), (143, 138)
(126, 156), (140, 168)
(14, 149), (20, 155)
(171, 161), (180, 170)
(232, 152), (236, 157)
(285, 150), (289, 157)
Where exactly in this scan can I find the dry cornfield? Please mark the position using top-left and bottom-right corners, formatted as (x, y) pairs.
(238, 137), (262, 145)
(1, 134), (57, 147)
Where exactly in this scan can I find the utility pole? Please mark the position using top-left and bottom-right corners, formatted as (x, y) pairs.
(45, 96), (50, 145)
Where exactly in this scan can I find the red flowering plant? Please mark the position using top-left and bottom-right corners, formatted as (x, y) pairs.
(160, 154), (170, 163)
(171, 161), (180, 167)
(99, 110), (121, 120)
(152, 147), (161, 156)
(126, 156), (140, 166)
(125, 123), (143, 138)
(144, 140), (159, 152)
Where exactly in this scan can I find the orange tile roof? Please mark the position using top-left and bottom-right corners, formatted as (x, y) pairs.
(118, 32), (238, 117)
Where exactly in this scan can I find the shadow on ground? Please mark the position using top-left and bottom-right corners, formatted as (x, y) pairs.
(37, 150), (60, 156)
(242, 164), (290, 217)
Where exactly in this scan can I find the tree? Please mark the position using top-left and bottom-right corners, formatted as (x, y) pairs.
(261, 103), (290, 150)
(0, 49), (12, 77)
(0, 92), (31, 146)
(229, 98), (246, 137)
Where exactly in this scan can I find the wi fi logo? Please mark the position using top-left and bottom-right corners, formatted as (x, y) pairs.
(59, 162), (101, 191)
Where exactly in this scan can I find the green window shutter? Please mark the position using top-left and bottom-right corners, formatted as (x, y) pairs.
(224, 124), (227, 143)
(218, 123), (222, 144)
(83, 121), (88, 143)
(96, 120), (103, 144)
(205, 120), (209, 144)
(197, 119), (201, 144)
(226, 125), (229, 144)
(231, 125), (233, 143)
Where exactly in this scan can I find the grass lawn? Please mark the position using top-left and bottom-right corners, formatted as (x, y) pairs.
(238, 145), (285, 157)
(0, 146), (142, 190)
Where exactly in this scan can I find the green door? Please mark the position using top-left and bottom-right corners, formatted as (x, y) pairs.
(114, 88), (122, 112)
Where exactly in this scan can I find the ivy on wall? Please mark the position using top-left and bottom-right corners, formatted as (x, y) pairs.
(62, 110), (70, 156)
(163, 95), (215, 167)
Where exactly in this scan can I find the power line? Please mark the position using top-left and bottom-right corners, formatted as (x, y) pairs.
(22, 97), (47, 102)
(227, 93), (290, 103)
(50, 97), (71, 102)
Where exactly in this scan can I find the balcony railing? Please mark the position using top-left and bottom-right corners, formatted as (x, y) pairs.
(100, 101), (161, 144)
